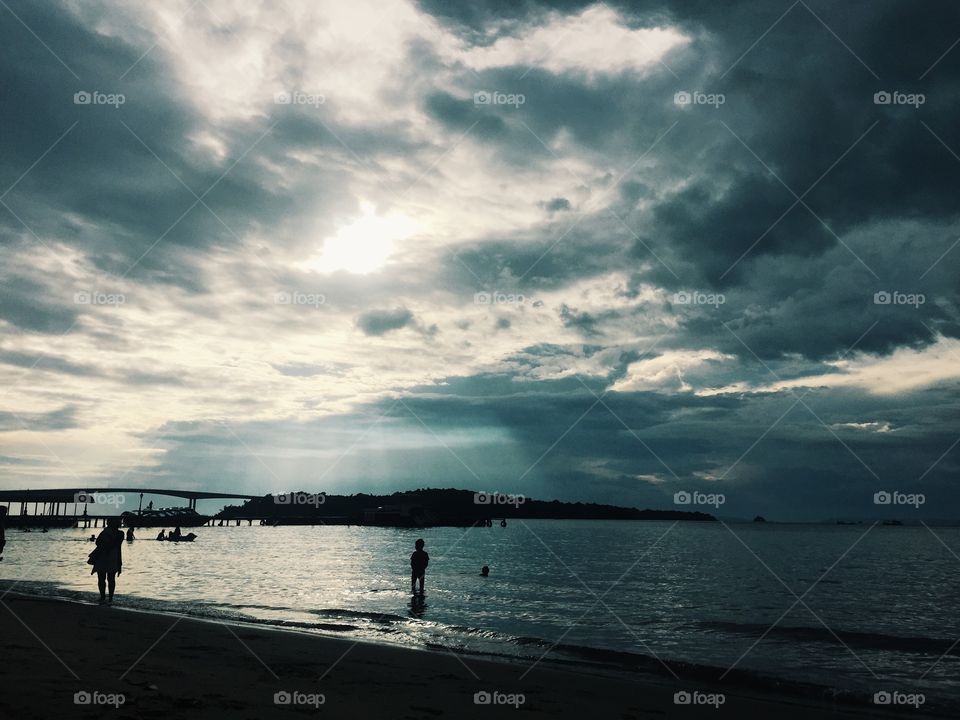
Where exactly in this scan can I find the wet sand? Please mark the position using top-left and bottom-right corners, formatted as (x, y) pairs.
(0, 592), (933, 718)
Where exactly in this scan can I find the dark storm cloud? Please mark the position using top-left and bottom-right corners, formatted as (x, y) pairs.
(558, 303), (617, 336)
(80, 360), (960, 520)
(0, 271), (79, 333)
(419, 0), (960, 363)
(355, 307), (416, 335)
(373, 377), (960, 520)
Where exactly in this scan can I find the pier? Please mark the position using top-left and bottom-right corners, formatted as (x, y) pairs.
(0, 488), (259, 529)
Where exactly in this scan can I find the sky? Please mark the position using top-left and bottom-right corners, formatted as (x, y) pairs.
(0, 0), (958, 521)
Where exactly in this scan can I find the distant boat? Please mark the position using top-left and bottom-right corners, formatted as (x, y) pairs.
(158, 532), (197, 543)
(121, 507), (208, 528)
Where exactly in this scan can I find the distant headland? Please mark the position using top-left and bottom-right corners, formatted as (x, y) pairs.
(215, 488), (717, 527)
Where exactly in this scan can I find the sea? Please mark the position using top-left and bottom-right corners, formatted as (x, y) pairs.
(2, 520), (957, 712)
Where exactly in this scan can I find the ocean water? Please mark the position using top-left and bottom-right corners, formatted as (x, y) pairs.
(2, 520), (958, 709)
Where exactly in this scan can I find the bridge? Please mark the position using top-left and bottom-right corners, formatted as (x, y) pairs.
(0, 488), (261, 528)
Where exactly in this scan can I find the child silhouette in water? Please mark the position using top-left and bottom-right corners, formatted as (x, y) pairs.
(410, 539), (428, 594)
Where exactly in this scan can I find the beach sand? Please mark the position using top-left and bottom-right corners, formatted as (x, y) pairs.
(0, 592), (927, 719)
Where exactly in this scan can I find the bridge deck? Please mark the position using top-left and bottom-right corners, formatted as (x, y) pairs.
(0, 488), (259, 503)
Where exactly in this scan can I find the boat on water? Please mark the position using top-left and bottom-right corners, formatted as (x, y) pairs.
(157, 532), (197, 542)
(120, 507), (209, 528)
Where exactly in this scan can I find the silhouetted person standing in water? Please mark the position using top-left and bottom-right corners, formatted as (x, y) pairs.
(410, 538), (428, 594)
(92, 517), (123, 604)
(0, 506), (6, 560)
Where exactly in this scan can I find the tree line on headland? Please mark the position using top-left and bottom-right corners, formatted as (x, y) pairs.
(214, 488), (716, 527)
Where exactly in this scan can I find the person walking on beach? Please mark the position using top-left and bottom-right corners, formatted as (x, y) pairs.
(410, 539), (428, 594)
(91, 517), (123, 605)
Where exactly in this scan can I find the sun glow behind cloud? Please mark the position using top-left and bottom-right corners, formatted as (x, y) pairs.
(303, 203), (421, 274)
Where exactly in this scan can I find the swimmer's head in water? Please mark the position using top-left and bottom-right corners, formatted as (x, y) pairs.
(480, 565), (490, 576)
(415, 538), (425, 550)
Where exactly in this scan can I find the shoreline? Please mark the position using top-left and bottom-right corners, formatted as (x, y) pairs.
(0, 589), (941, 718)
(0, 580), (904, 700)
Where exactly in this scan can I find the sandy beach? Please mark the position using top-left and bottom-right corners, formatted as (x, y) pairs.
(0, 591), (932, 719)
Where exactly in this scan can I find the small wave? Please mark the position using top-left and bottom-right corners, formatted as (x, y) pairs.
(231, 617), (360, 633)
(307, 608), (407, 623)
(699, 621), (959, 655)
(217, 602), (295, 612)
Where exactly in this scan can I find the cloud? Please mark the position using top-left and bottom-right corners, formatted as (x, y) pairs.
(0, 0), (958, 520)
(611, 350), (734, 393)
(455, 5), (688, 79)
(0, 406), (78, 433)
(542, 196), (572, 212)
(356, 307), (416, 335)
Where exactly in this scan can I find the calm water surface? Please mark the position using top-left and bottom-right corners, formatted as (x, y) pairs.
(2, 520), (958, 708)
